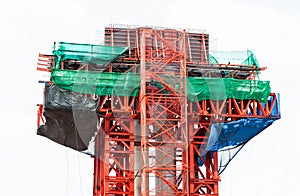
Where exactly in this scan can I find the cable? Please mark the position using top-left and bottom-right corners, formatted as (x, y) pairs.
(74, 123), (84, 196)
(77, 151), (84, 196)
(65, 148), (70, 196)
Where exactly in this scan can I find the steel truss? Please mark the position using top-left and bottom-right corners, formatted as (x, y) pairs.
(36, 26), (280, 196)
(91, 28), (279, 195)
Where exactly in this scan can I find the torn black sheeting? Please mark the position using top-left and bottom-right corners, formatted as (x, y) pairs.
(37, 84), (98, 152)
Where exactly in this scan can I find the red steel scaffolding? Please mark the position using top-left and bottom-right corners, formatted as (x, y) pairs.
(91, 26), (279, 195)
(37, 25), (280, 196)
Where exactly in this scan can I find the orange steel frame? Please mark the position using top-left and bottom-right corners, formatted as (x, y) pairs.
(37, 94), (279, 195)
(36, 26), (280, 196)
(36, 94), (279, 196)
(91, 98), (279, 195)
(92, 27), (280, 195)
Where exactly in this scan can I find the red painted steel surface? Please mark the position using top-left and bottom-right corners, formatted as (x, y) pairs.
(36, 26), (279, 196)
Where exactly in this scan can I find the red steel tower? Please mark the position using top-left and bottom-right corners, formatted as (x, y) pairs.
(37, 25), (280, 196)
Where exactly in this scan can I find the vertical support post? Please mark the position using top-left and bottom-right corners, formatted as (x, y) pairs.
(93, 125), (105, 196)
(134, 120), (141, 196)
(188, 122), (195, 194)
(139, 28), (149, 195)
(180, 30), (190, 195)
(103, 118), (110, 194)
(213, 151), (219, 194)
(93, 157), (100, 196)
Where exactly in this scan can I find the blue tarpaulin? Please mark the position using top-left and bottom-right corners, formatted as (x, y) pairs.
(197, 93), (280, 173)
(198, 117), (280, 173)
(207, 118), (278, 151)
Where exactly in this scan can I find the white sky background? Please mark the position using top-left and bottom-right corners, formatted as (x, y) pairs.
(0, 0), (299, 195)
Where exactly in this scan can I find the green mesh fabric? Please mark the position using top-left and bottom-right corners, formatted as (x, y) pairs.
(53, 42), (129, 68)
(209, 50), (259, 67)
(51, 69), (140, 96)
(51, 69), (271, 102)
(186, 77), (270, 102)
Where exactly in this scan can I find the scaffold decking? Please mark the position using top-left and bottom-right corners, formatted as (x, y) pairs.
(37, 26), (280, 196)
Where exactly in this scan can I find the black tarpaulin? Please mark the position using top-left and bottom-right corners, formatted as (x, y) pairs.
(37, 84), (98, 151)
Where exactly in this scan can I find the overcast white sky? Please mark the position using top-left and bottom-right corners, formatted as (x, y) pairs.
(0, 0), (299, 195)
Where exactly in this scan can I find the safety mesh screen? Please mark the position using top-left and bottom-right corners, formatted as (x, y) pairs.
(51, 69), (271, 102)
(53, 42), (129, 68)
(209, 50), (259, 67)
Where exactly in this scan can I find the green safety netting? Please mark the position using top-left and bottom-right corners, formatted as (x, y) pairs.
(51, 69), (140, 96)
(53, 42), (129, 68)
(51, 69), (271, 102)
(187, 77), (270, 102)
(209, 50), (259, 67)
